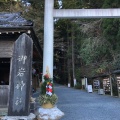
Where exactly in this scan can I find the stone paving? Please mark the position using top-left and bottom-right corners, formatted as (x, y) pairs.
(55, 84), (120, 120)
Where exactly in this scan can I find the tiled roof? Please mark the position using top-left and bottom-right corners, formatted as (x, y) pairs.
(0, 12), (33, 27)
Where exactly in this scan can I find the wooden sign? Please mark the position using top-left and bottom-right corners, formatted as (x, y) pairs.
(8, 33), (33, 116)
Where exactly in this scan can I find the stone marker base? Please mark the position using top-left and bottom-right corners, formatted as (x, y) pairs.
(35, 106), (64, 120)
(1, 113), (35, 120)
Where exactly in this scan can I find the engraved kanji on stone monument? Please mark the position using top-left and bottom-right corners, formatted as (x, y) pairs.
(8, 33), (33, 116)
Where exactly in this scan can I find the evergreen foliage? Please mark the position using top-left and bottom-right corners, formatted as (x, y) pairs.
(58, 0), (120, 77)
(1, 0), (120, 79)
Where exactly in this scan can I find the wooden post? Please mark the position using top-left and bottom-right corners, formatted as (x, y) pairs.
(110, 75), (113, 96)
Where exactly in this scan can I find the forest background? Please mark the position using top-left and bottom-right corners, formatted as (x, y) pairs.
(0, 0), (120, 86)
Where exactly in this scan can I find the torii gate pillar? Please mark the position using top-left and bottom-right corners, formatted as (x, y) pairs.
(43, 0), (120, 80)
(43, 0), (54, 79)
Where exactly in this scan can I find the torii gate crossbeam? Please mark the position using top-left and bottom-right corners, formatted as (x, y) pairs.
(43, 0), (120, 80)
(53, 9), (120, 18)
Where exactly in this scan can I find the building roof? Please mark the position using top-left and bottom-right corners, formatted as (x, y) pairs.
(0, 12), (33, 27)
(0, 12), (43, 61)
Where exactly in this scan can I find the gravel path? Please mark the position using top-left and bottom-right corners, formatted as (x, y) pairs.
(55, 84), (120, 120)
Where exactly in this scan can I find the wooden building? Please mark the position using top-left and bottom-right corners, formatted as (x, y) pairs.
(0, 12), (42, 108)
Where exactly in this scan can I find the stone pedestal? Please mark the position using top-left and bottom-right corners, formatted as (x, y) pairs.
(1, 113), (35, 120)
(35, 106), (64, 120)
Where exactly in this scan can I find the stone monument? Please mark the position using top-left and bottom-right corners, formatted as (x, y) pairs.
(2, 33), (35, 120)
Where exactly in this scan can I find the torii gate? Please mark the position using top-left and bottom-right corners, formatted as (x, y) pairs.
(43, 0), (120, 79)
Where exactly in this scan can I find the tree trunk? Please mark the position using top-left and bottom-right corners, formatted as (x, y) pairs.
(72, 24), (75, 86)
(67, 24), (71, 87)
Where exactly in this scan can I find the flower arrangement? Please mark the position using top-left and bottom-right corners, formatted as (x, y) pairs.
(39, 72), (58, 108)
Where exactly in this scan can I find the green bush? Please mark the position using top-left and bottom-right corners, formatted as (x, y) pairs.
(74, 83), (82, 89)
